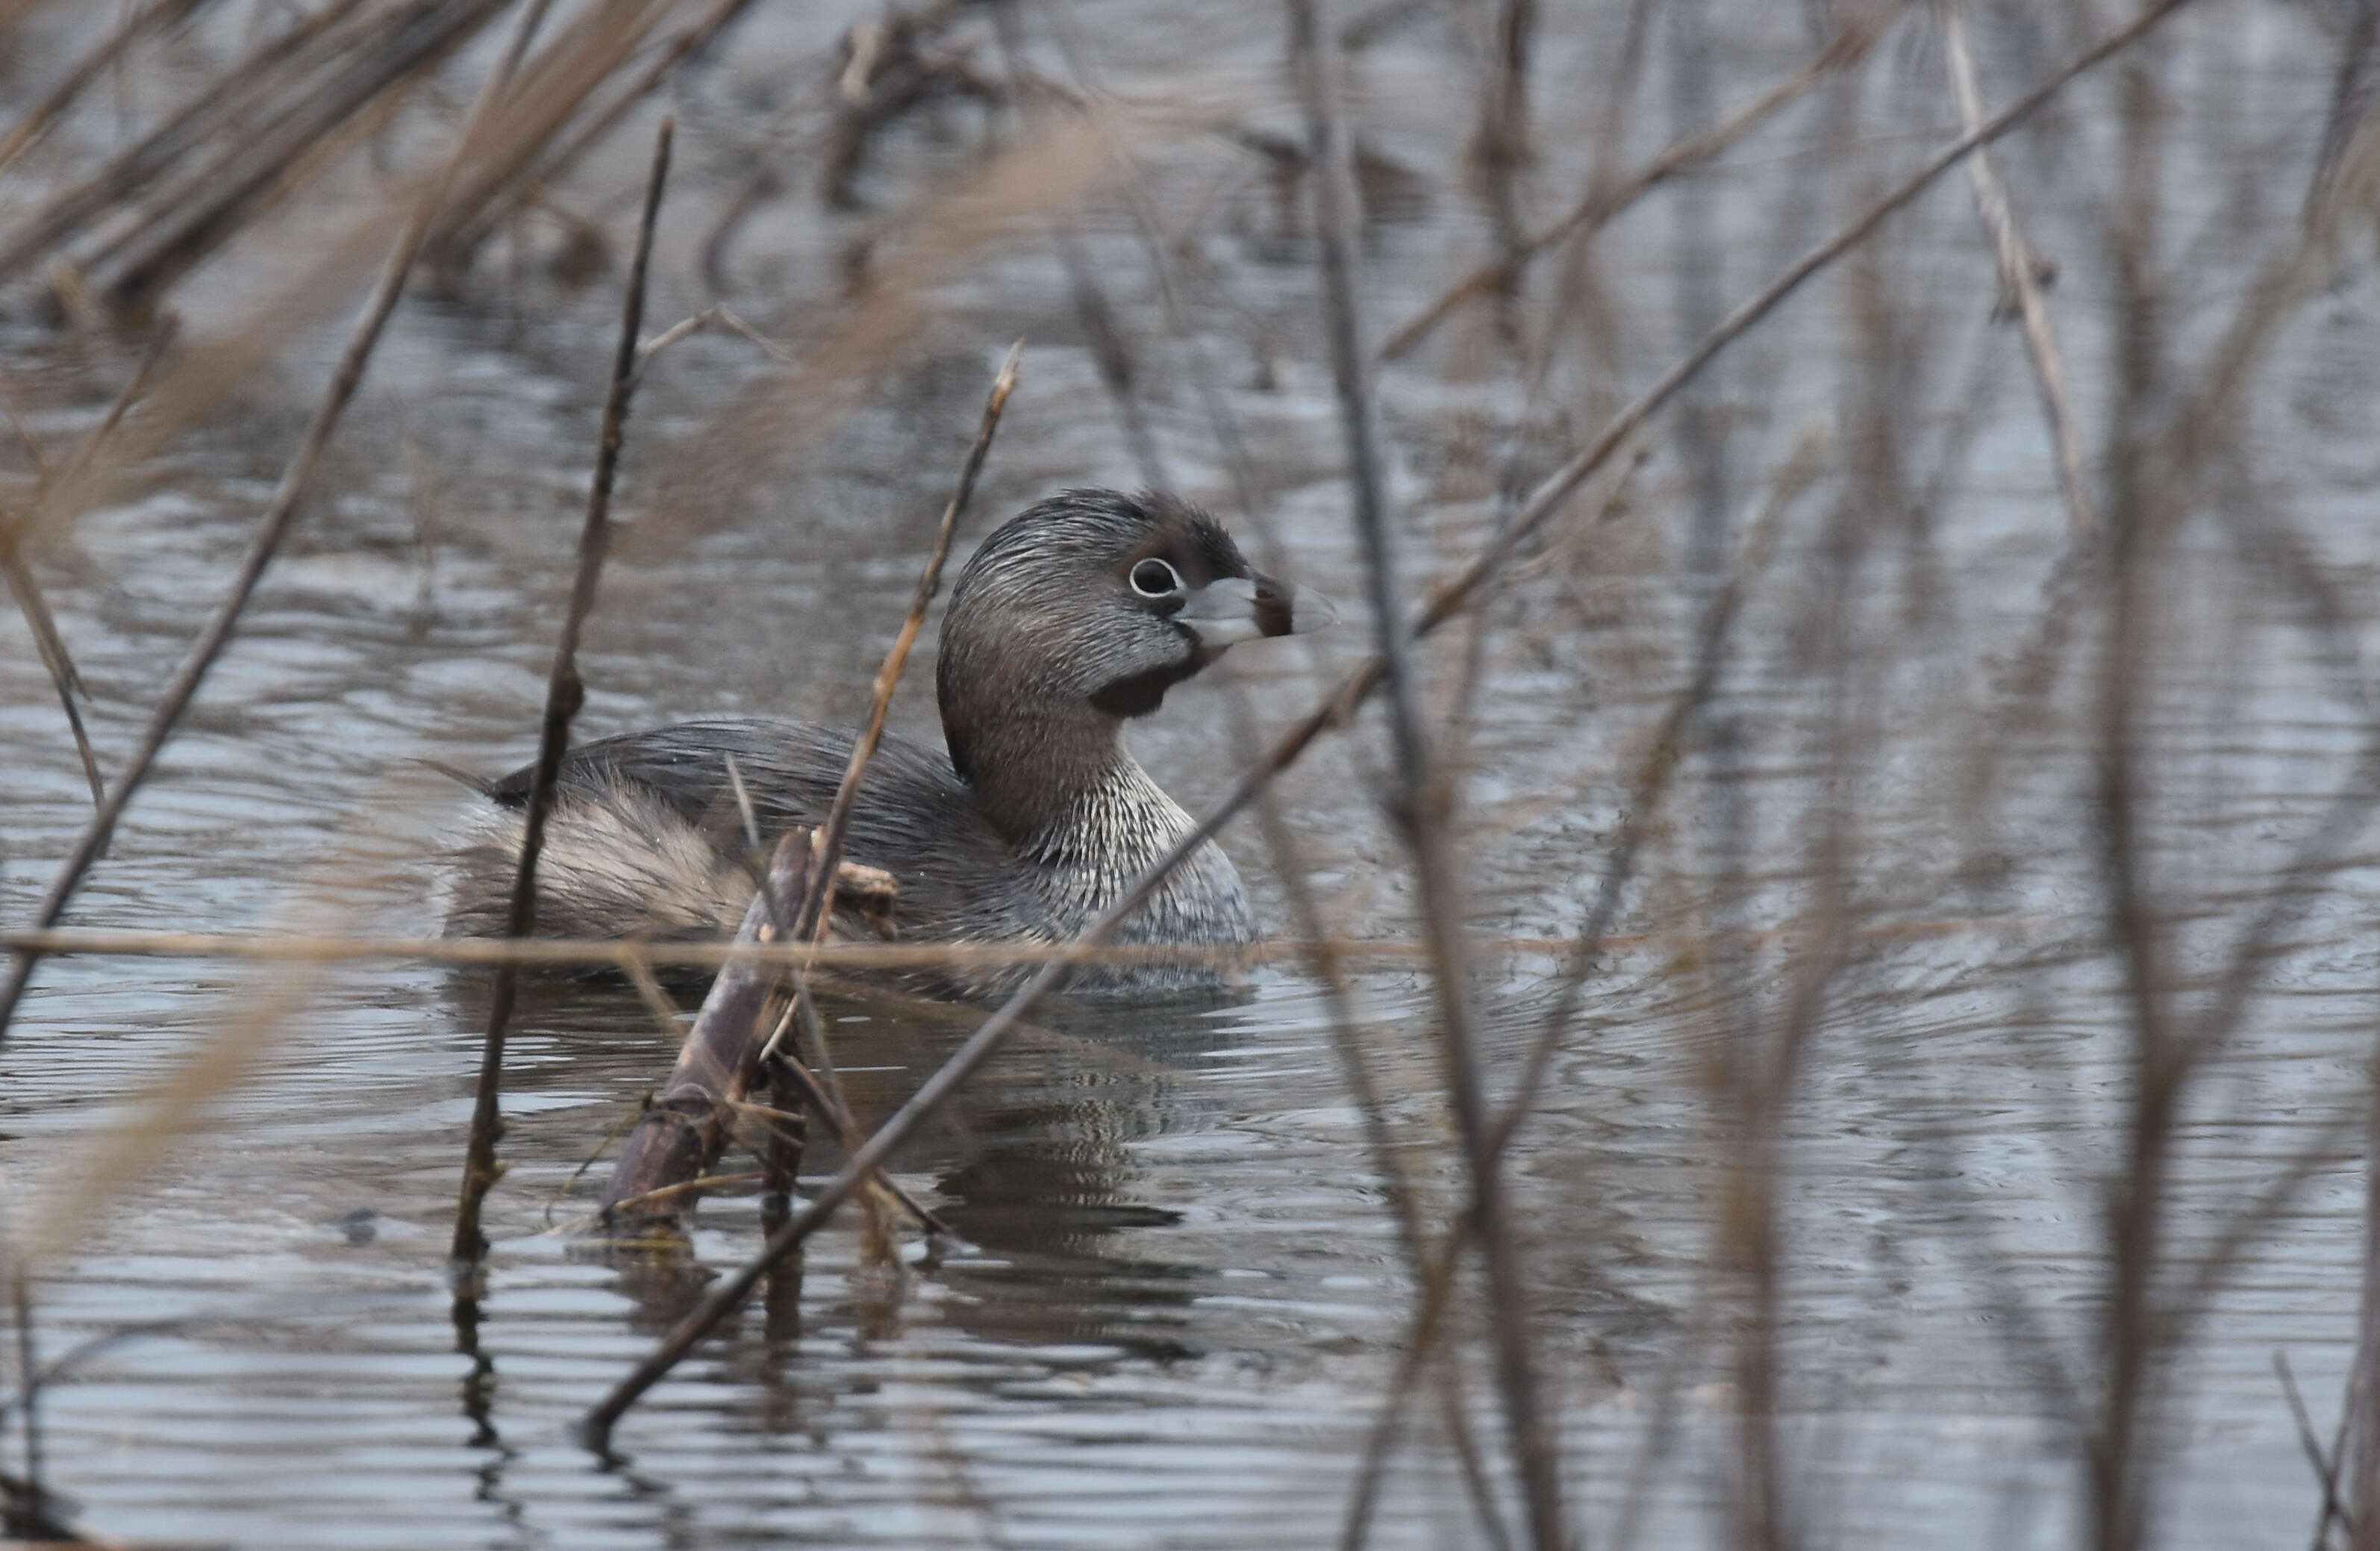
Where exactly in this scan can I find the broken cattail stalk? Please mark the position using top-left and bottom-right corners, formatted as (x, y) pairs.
(595, 831), (811, 1240)
(0, 916), (1990, 973)
(451, 116), (672, 1261)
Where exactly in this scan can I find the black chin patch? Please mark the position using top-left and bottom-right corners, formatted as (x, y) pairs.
(1089, 652), (1209, 719)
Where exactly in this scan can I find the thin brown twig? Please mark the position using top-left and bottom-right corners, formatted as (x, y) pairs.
(749, 346), (1018, 1268)
(578, 0), (2196, 1434)
(631, 303), (792, 387)
(545, 1093), (654, 1229)
(1010, 20), (1505, 1526)
(451, 114), (671, 1263)
(1943, 4), (2095, 534)
(790, 341), (1021, 947)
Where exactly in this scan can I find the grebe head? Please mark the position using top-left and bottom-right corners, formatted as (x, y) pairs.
(935, 488), (1336, 793)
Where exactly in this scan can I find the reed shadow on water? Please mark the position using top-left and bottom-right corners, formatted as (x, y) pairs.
(2, 1), (2379, 1547)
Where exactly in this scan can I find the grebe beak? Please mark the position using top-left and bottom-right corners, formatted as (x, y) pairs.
(1175, 572), (1340, 648)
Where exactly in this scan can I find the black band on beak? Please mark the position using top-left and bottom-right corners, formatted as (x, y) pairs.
(1252, 575), (1296, 638)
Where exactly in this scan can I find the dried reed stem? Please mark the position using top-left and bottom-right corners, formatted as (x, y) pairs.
(452, 115), (671, 1262)
(1287, 0), (1561, 1545)
(632, 303), (790, 386)
(746, 343), (1016, 1267)
(1378, 18), (1879, 362)
(1943, 6), (2095, 534)
(0, 0), (575, 1052)
(0, 918), (1981, 970)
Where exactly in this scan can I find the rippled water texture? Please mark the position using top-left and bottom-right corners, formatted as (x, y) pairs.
(2, 2), (2376, 1546)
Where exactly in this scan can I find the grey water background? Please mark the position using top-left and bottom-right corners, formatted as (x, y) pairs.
(1, 1), (2376, 1545)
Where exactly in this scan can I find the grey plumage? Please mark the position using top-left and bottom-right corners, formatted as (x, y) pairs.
(441, 488), (1334, 999)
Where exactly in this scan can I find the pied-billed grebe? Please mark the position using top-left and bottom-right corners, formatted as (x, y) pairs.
(441, 487), (1337, 997)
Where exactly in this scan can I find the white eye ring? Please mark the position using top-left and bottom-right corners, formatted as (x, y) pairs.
(1129, 558), (1184, 598)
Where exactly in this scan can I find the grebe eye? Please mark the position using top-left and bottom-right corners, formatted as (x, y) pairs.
(1129, 558), (1184, 598)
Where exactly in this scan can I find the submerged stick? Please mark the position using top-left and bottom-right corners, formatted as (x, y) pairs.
(452, 116), (672, 1261)
(595, 831), (808, 1236)
(0, 0), (573, 1052)
(761, 1049), (951, 1236)
(578, 0), (2202, 1431)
